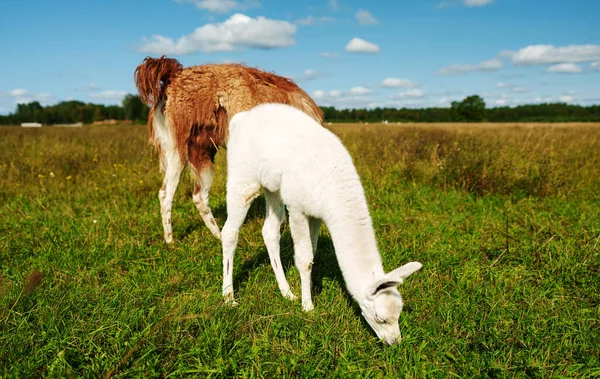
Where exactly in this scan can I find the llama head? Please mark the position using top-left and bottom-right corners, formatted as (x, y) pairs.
(359, 261), (422, 345)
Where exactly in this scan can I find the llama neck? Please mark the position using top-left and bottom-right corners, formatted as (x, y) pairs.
(324, 192), (385, 301)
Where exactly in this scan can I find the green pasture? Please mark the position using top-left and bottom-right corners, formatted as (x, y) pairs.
(1, 122), (599, 378)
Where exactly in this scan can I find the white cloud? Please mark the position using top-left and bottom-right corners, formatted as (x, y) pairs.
(344, 37), (380, 54)
(349, 86), (373, 95)
(510, 44), (600, 66)
(355, 9), (379, 25)
(463, 0), (493, 7)
(533, 96), (555, 103)
(138, 13), (296, 54)
(531, 95), (576, 104)
(559, 95), (575, 103)
(496, 82), (530, 92)
(545, 63), (583, 73)
(89, 90), (129, 102)
(390, 89), (427, 99)
(329, 0), (339, 11)
(177, 0), (260, 14)
(381, 78), (419, 88)
(436, 58), (501, 75)
(3, 89), (56, 106)
(312, 90), (326, 99)
(438, 97), (452, 106)
(485, 94), (523, 107)
(313, 89), (343, 99)
(9, 89), (28, 97)
(294, 16), (335, 26)
(319, 52), (339, 59)
(591, 61), (600, 71)
(511, 86), (530, 93)
(313, 87), (374, 98)
(311, 86), (376, 108)
(436, 0), (493, 9)
(293, 69), (327, 82)
(477, 59), (502, 70)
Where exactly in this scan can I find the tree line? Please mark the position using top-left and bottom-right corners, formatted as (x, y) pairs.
(323, 95), (600, 123)
(0, 94), (148, 126)
(1, 94), (599, 125)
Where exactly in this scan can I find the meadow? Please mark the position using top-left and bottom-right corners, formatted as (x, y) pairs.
(1, 122), (599, 378)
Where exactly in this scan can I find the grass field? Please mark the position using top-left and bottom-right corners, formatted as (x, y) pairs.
(1, 122), (599, 378)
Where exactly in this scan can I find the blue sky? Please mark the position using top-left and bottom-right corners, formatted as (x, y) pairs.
(1, 0), (599, 114)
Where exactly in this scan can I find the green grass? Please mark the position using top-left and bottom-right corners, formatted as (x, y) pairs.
(1, 122), (599, 378)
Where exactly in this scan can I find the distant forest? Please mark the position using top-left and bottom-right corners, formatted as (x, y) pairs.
(1, 94), (599, 125)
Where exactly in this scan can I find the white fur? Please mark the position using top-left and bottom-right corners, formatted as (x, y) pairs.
(220, 103), (422, 345)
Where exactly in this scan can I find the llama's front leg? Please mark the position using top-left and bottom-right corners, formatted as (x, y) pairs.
(221, 186), (257, 304)
(262, 190), (295, 301)
(288, 210), (315, 311)
(192, 164), (221, 240)
(159, 152), (184, 244)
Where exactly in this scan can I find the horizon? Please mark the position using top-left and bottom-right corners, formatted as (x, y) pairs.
(1, 0), (599, 115)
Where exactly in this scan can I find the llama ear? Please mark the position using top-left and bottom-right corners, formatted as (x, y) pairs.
(387, 262), (423, 280)
(368, 278), (403, 298)
(367, 262), (423, 298)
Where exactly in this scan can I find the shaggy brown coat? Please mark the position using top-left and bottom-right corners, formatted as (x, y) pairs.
(135, 56), (324, 170)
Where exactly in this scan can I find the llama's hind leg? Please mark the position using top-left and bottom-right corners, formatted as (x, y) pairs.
(288, 209), (315, 311)
(158, 151), (184, 244)
(191, 164), (221, 240)
(189, 133), (221, 240)
(262, 190), (295, 301)
(221, 182), (261, 305)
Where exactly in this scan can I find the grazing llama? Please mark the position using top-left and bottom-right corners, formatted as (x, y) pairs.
(221, 103), (423, 345)
(134, 56), (324, 243)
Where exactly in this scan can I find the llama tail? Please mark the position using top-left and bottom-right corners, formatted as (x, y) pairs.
(134, 55), (183, 108)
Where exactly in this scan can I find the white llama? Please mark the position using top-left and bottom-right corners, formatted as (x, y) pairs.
(221, 103), (423, 345)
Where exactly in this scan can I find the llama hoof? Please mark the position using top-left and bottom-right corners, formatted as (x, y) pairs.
(164, 235), (174, 244)
(223, 292), (238, 307)
(302, 302), (314, 312)
(283, 292), (296, 301)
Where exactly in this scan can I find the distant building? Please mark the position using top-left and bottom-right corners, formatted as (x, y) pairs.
(21, 122), (42, 127)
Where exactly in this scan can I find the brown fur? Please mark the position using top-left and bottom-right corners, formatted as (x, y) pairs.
(134, 57), (324, 170)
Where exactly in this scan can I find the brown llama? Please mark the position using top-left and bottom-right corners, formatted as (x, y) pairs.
(134, 55), (324, 243)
